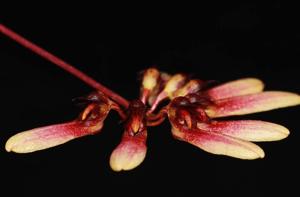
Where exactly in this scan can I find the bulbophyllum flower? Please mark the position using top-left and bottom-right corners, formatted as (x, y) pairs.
(110, 100), (147, 171)
(5, 92), (113, 153)
(1, 24), (300, 171)
(167, 88), (298, 159)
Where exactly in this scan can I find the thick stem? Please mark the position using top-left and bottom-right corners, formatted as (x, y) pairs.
(0, 24), (129, 108)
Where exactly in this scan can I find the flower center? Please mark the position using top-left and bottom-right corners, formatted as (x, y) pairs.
(125, 100), (147, 136)
(169, 94), (212, 130)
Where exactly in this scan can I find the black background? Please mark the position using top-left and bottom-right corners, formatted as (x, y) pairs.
(1, 2), (299, 196)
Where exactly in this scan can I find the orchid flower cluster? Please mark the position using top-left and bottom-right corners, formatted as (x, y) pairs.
(1, 24), (300, 172)
(6, 68), (300, 171)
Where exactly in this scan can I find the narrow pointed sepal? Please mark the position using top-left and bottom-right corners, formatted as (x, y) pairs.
(109, 130), (147, 172)
(172, 127), (265, 159)
(197, 120), (289, 142)
(206, 91), (300, 118)
(207, 78), (264, 100)
(5, 120), (103, 153)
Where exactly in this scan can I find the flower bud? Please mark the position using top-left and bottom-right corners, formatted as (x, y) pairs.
(172, 79), (202, 98)
(142, 68), (160, 91)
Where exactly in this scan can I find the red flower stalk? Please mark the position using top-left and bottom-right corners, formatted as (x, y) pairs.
(1, 24), (300, 171)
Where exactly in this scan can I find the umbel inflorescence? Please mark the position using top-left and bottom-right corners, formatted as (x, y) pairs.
(1, 24), (300, 172)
